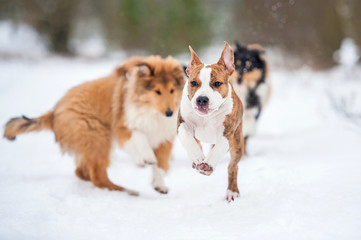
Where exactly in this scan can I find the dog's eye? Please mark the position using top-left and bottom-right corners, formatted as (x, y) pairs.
(155, 90), (161, 95)
(190, 81), (198, 87)
(214, 82), (223, 87)
(170, 89), (174, 94)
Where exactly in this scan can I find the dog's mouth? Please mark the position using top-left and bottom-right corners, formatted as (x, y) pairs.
(237, 78), (243, 85)
(195, 105), (214, 116)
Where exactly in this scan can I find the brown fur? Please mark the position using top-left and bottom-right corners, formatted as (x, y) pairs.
(154, 141), (173, 172)
(180, 42), (244, 200)
(223, 90), (244, 193)
(4, 55), (184, 195)
(207, 64), (231, 98)
(218, 43), (245, 196)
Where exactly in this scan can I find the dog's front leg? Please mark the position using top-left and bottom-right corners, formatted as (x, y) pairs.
(152, 141), (172, 194)
(178, 123), (205, 166)
(196, 136), (229, 176)
(123, 130), (157, 166)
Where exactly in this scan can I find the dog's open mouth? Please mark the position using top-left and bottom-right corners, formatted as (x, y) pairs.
(196, 106), (210, 115)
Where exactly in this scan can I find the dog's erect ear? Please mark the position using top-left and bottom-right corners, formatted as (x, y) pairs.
(182, 64), (188, 76)
(235, 41), (247, 51)
(235, 41), (242, 50)
(218, 41), (234, 75)
(186, 46), (202, 77)
(248, 43), (266, 56)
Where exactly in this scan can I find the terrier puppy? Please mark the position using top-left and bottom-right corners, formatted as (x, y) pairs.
(177, 42), (244, 202)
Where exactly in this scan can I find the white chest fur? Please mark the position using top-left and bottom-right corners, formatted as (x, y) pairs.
(125, 105), (177, 149)
(193, 115), (226, 144)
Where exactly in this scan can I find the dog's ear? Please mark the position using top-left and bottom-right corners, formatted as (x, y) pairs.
(133, 63), (152, 77)
(186, 46), (202, 77)
(235, 41), (247, 51)
(248, 44), (266, 55)
(235, 41), (242, 50)
(182, 64), (188, 76)
(218, 41), (234, 75)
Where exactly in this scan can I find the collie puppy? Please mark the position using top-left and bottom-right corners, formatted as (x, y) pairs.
(230, 42), (271, 153)
(4, 56), (185, 195)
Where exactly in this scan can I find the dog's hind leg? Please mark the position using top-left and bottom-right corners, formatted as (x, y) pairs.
(226, 124), (244, 202)
(84, 142), (138, 196)
(152, 141), (173, 194)
(55, 114), (138, 196)
(75, 166), (90, 181)
(87, 159), (138, 196)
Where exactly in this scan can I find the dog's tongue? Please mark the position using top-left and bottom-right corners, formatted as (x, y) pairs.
(197, 106), (209, 115)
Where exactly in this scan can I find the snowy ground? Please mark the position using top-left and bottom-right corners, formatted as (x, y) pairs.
(0, 21), (361, 238)
(1, 55), (361, 240)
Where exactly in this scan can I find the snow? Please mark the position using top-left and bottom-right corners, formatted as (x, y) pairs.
(1, 25), (361, 240)
(0, 21), (48, 58)
(334, 38), (360, 68)
(1, 56), (361, 240)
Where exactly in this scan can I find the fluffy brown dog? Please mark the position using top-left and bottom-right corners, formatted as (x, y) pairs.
(4, 56), (185, 196)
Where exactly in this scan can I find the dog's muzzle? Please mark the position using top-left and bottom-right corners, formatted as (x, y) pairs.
(195, 96), (210, 115)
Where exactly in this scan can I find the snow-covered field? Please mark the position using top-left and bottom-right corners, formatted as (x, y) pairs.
(1, 22), (361, 240)
(1, 55), (361, 240)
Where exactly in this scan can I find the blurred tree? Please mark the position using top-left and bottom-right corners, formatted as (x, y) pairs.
(0, 0), (360, 67)
(94, 0), (214, 56)
(230, 0), (345, 69)
(335, 0), (361, 59)
(0, 0), (76, 54)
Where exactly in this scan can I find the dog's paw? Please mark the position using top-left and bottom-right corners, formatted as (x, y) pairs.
(135, 160), (146, 167)
(143, 157), (157, 165)
(190, 152), (205, 167)
(195, 162), (213, 176)
(154, 185), (169, 194)
(225, 190), (240, 202)
(126, 189), (139, 196)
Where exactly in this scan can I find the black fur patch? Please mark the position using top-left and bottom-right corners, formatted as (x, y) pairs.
(234, 41), (266, 85)
(20, 116), (36, 129)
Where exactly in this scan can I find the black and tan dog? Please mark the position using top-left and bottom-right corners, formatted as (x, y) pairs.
(230, 42), (271, 153)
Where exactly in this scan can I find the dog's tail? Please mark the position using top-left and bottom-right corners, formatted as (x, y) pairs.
(4, 111), (54, 141)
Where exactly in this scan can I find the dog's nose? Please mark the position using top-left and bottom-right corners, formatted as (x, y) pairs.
(165, 110), (173, 117)
(196, 96), (209, 106)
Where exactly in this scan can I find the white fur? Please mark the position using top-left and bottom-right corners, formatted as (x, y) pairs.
(191, 65), (227, 116)
(125, 104), (177, 149)
(122, 129), (157, 166)
(232, 82), (268, 137)
(179, 72), (234, 168)
(152, 166), (168, 193)
(225, 189), (240, 202)
(205, 136), (229, 167)
(242, 107), (258, 137)
(233, 83), (247, 104)
(256, 82), (268, 103)
(178, 123), (205, 164)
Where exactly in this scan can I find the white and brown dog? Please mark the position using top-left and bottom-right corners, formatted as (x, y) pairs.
(177, 42), (245, 202)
